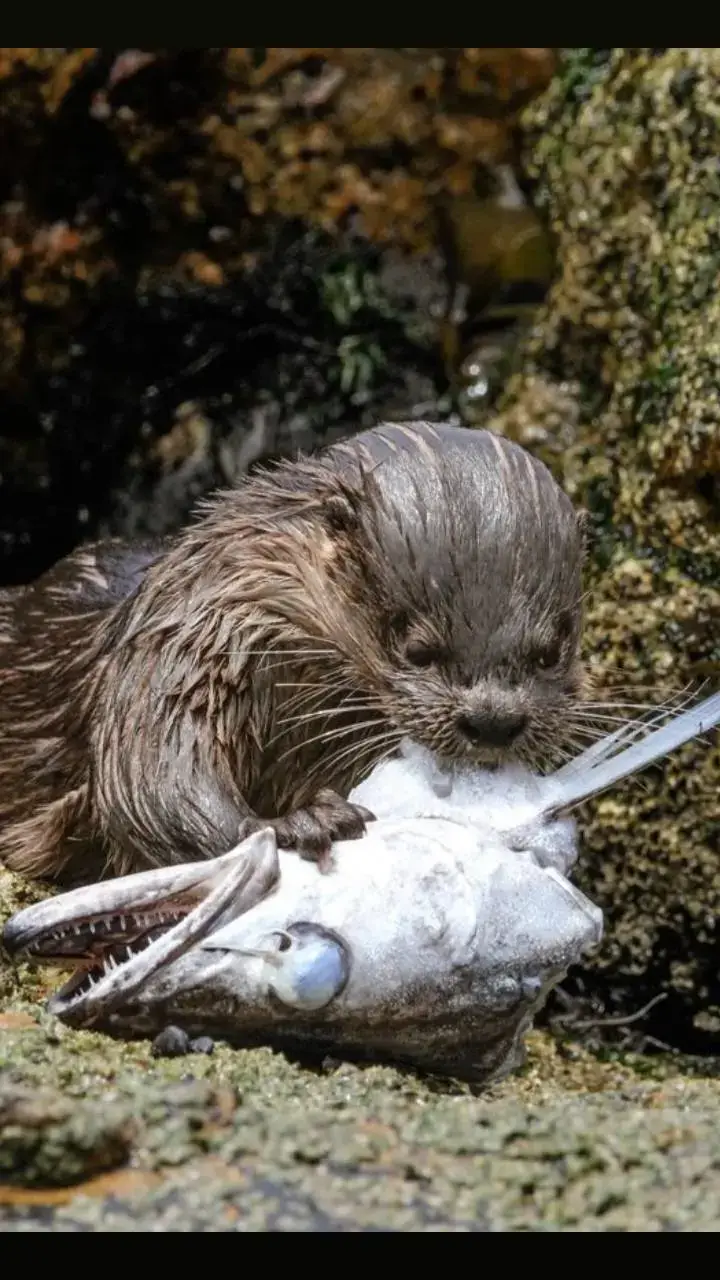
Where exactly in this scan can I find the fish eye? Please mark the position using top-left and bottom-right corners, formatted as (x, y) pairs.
(267, 922), (351, 1012)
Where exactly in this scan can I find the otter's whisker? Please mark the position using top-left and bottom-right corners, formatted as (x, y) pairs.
(566, 698), (699, 736)
(299, 734), (401, 796)
(322, 728), (404, 779)
(275, 682), (336, 689)
(277, 690), (349, 721)
(275, 710), (383, 741)
(277, 699), (383, 728)
(247, 649), (343, 676)
(277, 673), (353, 708)
(236, 649), (338, 657)
(568, 703), (685, 725)
(276, 675), (355, 707)
(582, 680), (699, 707)
(565, 714), (650, 729)
(573, 701), (686, 721)
(275, 718), (389, 765)
(280, 672), (370, 702)
(278, 692), (359, 728)
(305, 720), (401, 770)
(266, 702), (383, 749)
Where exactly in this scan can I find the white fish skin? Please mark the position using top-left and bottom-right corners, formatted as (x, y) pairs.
(2, 754), (600, 1084)
(4, 691), (719, 1083)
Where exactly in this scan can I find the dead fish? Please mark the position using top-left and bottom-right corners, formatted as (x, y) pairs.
(4, 691), (720, 1084)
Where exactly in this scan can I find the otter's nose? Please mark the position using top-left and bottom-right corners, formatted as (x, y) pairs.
(457, 711), (527, 748)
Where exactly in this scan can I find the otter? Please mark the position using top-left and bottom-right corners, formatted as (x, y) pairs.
(0, 422), (586, 885)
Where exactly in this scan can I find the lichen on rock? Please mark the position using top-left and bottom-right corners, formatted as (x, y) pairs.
(488, 48), (720, 1048)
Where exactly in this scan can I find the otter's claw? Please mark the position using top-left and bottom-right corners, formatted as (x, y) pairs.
(238, 791), (374, 874)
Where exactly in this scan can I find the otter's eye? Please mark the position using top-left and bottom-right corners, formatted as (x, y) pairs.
(405, 643), (446, 668)
(535, 641), (563, 671)
(534, 613), (576, 671)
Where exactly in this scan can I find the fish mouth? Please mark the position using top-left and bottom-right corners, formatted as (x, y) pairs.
(2, 830), (280, 1024)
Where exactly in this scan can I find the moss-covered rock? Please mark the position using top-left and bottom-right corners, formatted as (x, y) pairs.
(488, 48), (720, 1049)
(0, 1083), (135, 1187)
(3, 976), (720, 1229)
(6, 856), (720, 1230)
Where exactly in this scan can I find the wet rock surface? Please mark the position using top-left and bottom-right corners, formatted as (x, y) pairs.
(2, 999), (720, 1231)
(3, 863), (720, 1231)
(0, 1082), (135, 1188)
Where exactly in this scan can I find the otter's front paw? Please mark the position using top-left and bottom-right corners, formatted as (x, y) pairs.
(238, 790), (374, 873)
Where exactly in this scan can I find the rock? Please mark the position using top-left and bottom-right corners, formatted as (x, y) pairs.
(0, 1026), (719, 1229)
(488, 48), (720, 1048)
(0, 48), (557, 587)
(152, 1026), (191, 1058)
(0, 1082), (134, 1188)
(189, 1037), (215, 1057)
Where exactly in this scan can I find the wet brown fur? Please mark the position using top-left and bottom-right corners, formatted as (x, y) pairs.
(0, 422), (586, 885)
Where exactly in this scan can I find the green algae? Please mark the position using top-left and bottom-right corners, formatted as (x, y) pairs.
(3, 1009), (720, 1229)
(486, 49), (720, 1042)
(3, 861), (720, 1230)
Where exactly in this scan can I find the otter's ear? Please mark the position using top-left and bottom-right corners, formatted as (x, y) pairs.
(319, 480), (363, 536)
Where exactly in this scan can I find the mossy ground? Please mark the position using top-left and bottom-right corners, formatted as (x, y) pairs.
(3, 865), (720, 1231)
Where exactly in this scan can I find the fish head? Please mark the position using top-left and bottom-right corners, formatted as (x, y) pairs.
(193, 816), (602, 1080)
(3, 811), (602, 1083)
(1, 830), (280, 1027)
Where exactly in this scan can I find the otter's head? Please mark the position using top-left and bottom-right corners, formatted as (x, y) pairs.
(311, 424), (586, 770)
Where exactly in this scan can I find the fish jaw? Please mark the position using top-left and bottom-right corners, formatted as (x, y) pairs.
(105, 823), (603, 1081)
(2, 830), (280, 1027)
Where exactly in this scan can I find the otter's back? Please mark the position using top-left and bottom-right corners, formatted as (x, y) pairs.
(0, 537), (170, 874)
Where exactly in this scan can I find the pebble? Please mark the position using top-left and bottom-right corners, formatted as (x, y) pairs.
(151, 1026), (190, 1058)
